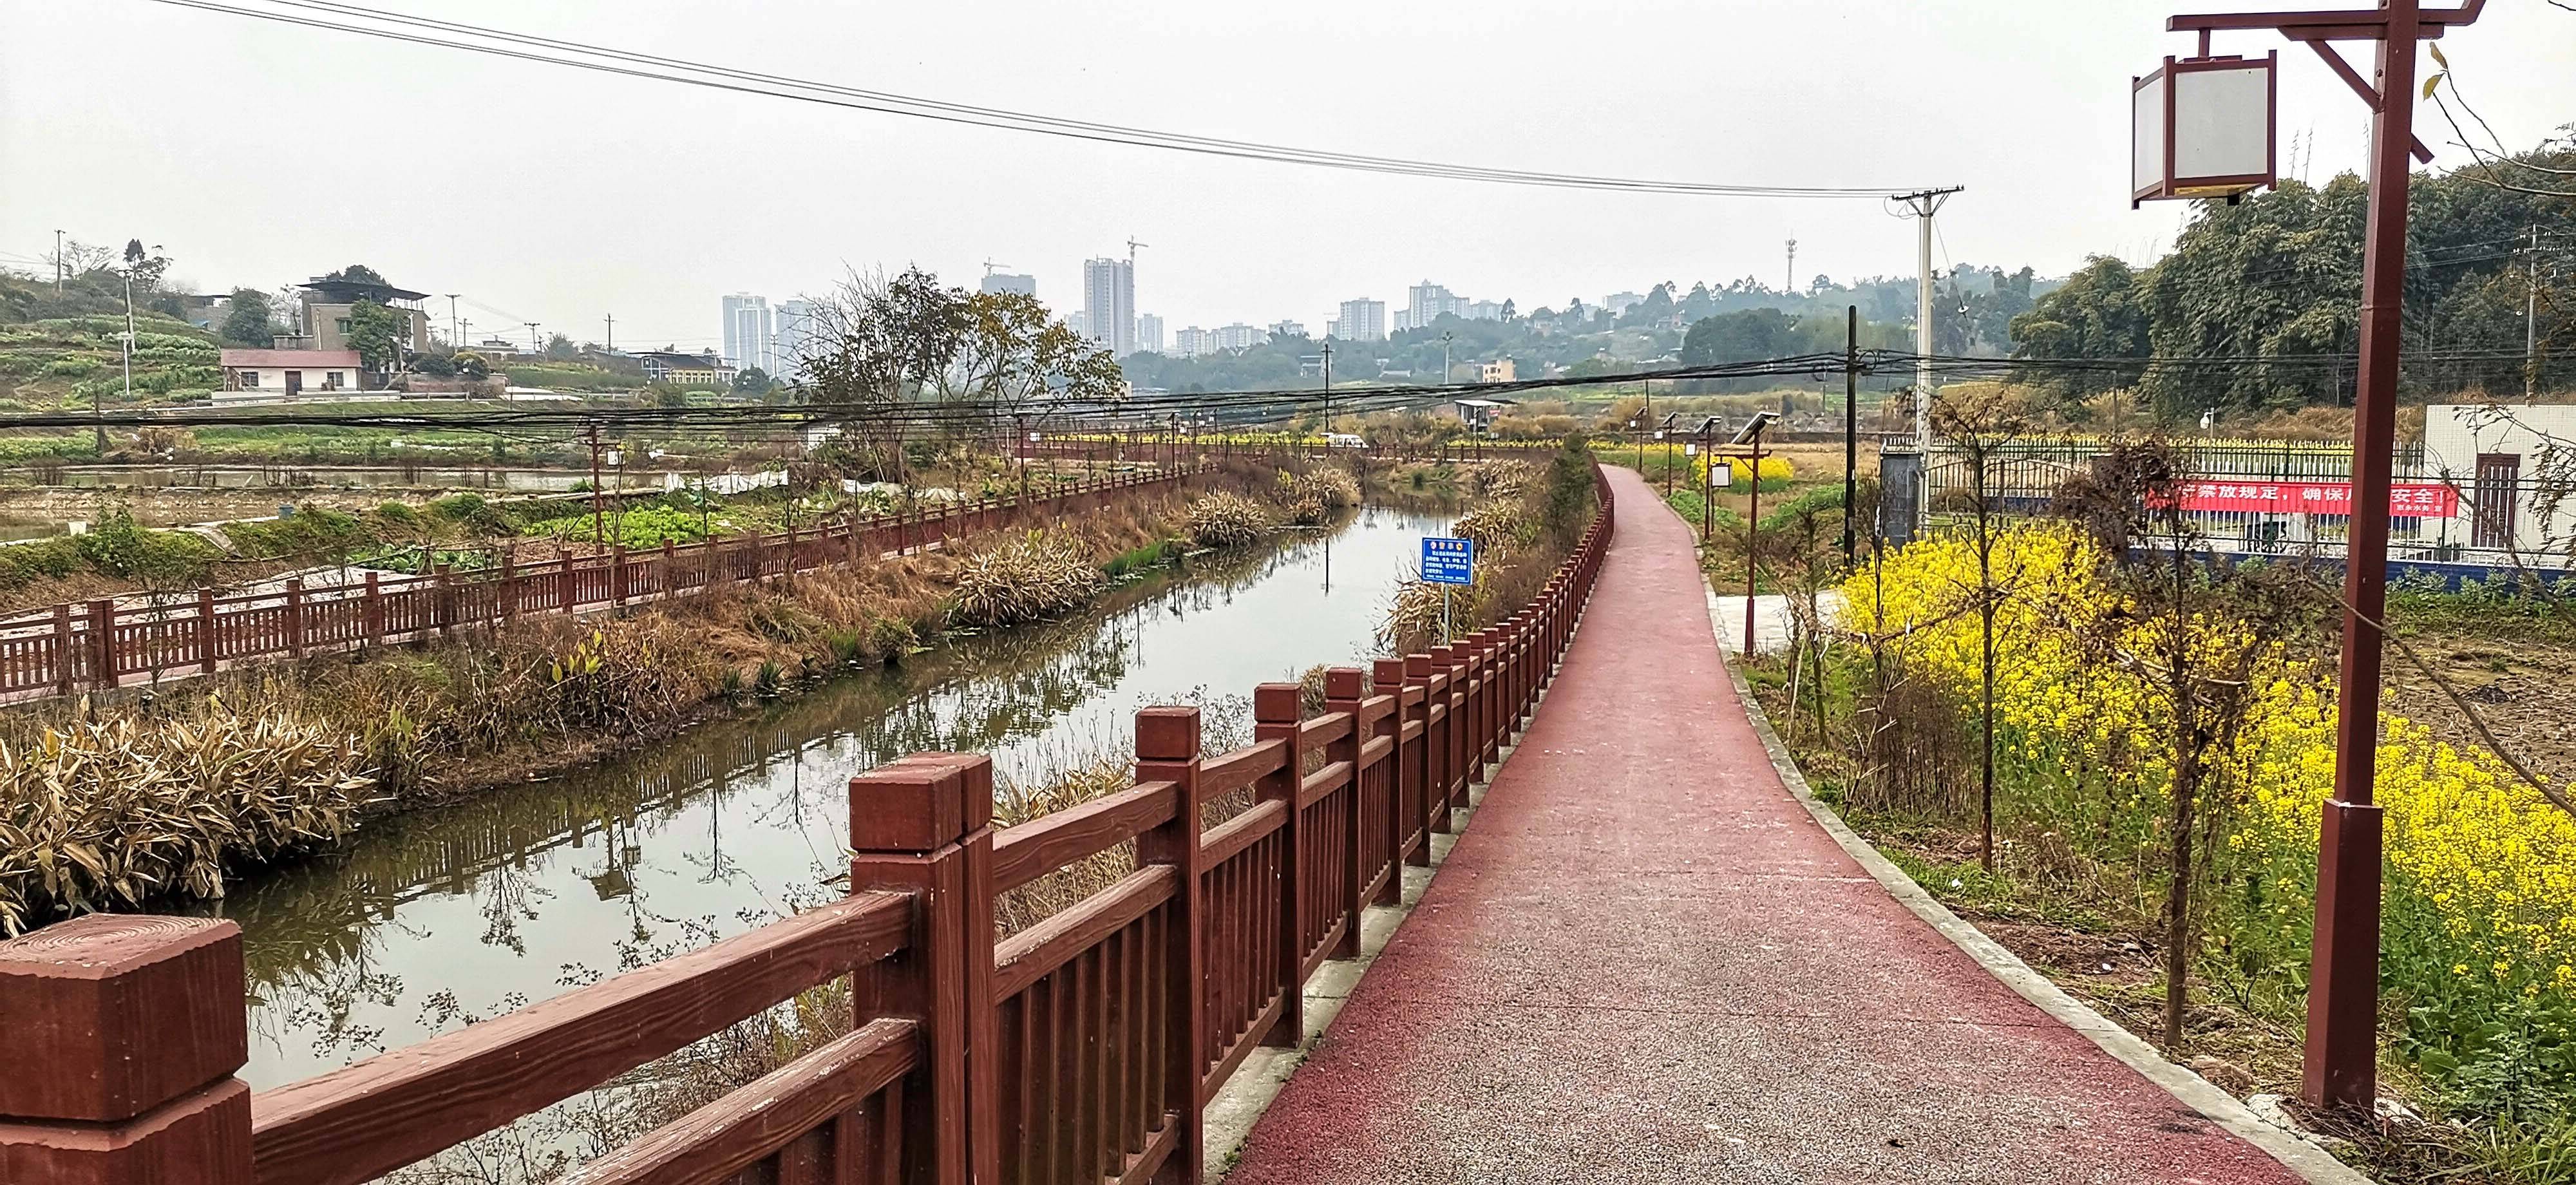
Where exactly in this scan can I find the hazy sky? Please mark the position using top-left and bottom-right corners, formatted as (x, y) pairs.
(5, 0), (2571, 352)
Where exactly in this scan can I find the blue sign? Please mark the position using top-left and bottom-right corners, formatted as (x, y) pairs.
(1420, 536), (1477, 585)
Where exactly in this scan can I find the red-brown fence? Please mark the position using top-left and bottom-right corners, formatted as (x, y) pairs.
(0, 466), (1614, 1185)
(0, 466), (1207, 708)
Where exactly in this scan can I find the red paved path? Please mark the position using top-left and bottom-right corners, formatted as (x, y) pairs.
(1223, 467), (2305, 1184)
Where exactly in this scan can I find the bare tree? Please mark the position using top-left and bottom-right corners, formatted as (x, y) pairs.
(2052, 439), (2326, 1051)
(1929, 384), (2038, 873)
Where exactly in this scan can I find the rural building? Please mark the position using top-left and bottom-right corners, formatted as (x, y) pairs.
(289, 274), (433, 357)
(216, 348), (361, 401)
(1477, 359), (1517, 384)
(1452, 397), (1513, 431)
(2421, 403), (2576, 559)
(636, 350), (738, 388)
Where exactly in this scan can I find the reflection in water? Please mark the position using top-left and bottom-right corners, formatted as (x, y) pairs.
(205, 504), (1450, 1089)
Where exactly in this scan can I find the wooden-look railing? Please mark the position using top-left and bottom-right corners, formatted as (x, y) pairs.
(0, 466), (1615, 1185)
(0, 466), (1206, 708)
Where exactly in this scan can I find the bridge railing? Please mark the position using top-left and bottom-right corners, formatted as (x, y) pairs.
(0, 466), (1207, 708)
(0, 466), (1614, 1185)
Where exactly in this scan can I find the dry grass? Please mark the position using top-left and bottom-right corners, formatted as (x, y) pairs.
(949, 533), (1112, 629)
(1183, 492), (1273, 549)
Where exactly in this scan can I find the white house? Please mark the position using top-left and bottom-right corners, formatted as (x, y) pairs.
(2420, 403), (2576, 561)
(217, 349), (362, 401)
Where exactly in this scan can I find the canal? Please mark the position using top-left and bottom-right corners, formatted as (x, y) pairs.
(207, 503), (1449, 1090)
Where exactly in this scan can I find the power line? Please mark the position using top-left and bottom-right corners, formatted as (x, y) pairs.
(137, 0), (1929, 199)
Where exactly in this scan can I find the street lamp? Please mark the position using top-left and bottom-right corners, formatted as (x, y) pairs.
(2139, 0), (2484, 1113)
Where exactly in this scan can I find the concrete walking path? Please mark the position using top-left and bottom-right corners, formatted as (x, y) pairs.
(1220, 466), (2313, 1184)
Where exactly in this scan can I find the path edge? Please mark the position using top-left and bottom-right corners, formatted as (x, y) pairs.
(1696, 583), (2374, 1185)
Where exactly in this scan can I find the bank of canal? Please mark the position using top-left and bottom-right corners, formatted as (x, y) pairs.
(209, 503), (1450, 1089)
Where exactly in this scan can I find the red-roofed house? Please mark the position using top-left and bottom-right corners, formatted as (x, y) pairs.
(218, 348), (361, 401)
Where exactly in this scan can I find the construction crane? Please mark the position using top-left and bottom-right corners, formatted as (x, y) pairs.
(1125, 237), (1148, 266)
(983, 258), (1012, 275)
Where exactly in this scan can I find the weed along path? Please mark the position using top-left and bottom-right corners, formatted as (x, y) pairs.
(200, 504), (1448, 1090)
(1222, 468), (2309, 1185)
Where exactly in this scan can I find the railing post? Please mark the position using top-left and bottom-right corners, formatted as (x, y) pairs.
(283, 578), (305, 659)
(0, 915), (253, 1185)
(1370, 658), (1405, 906)
(847, 753), (998, 1185)
(658, 538), (676, 600)
(1440, 645), (1472, 813)
(361, 571), (384, 647)
(1134, 706), (1206, 1184)
(609, 544), (629, 607)
(748, 529), (766, 580)
(784, 522), (799, 576)
(433, 564), (455, 637)
(1424, 646), (1454, 834)
(1322, 667), (1365, 960)
(52, 602), (74, 694)
(1253, 683), (1304, 1047)
(1401, 654), (1435, 862)
(88, 599), (115, 690)
(556, 546), (575, 609)
(189, 587), (217, 674)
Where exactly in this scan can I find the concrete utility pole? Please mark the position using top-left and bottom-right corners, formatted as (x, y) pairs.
(1785, 237), (1798, 294)
(53, 229), (64, 296)
(1440, 330), (1455, 386)
(1891, 187), (1964, 455)
(444, 294), (460, 347)
(2530, 224), (2544, 403)
(1844, 305), (1859, 565)
(525, 322), (542, 354)
(603, 312), (615, 356)
(1320, 341), (1335, 433)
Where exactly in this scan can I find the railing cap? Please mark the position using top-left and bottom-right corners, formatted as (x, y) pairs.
(0, 915), (246, 1123)
(1135, 705), (1201, 762)
(849, 754), (992, 851)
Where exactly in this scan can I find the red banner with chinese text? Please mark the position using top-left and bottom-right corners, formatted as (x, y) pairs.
(2173, 480), (2457, 517)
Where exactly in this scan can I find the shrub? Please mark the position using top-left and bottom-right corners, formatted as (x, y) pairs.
(1184, 493), (1272, 549)
(949, 533), (1108, 627)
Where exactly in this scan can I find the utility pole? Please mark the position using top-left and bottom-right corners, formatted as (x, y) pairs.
(1843, 305), (1859, 565)
(604, 312), (615, 356)
(1440, 330), (1455, 387)
(586, 422), (607, 545)
(525, 322), (542, 355)
(444, 294), (460, 348)
(53, 229), (64, 296)
(107, 263), (137, 453)
(1891, 187), (1964, 457)
(1785, 237), (1798, 294)
(1320, 341), (1334, 435)
(2529, 224), (2543, 403)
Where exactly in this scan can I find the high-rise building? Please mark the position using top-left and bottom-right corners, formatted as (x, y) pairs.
(1082, 258), (1135, 355)
(1334, 299), (1386, 342)
(1070, 309), (1089, 339)
(1137, 314), (1165, 354)
(1269, 319), (1307, 339)
(979, 272), (1037, 297)
(1464, 300), (1507, 322)
(1212, 323), (1263, 352)
(1401, 281), (1469, 332)
(721, 293), (773, 373)
(772, 299), (816, 381)
(1603, 292), (1646, 317)
(1173, 326), (1211, 358)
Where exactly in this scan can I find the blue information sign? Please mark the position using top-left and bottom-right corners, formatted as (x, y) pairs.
(1420, 536), (1477, 585)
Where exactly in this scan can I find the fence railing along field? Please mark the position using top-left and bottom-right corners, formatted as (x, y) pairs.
(0, 466), (1208, 708)
(0, 464), (1613, 1185)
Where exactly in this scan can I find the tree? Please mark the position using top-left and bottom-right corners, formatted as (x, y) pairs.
(119, 240), (171, 293)
(2009, 256), (2152, 402)
(220, 289), (273, 346)
(346, 299), (402, 372)
(734, 366), (772, 395)
(943, 289), (1120, 437)
(804, 267), (970, 480)
(1928, 384), (2038, 873)
(324, 264), (388, 286)
(2051, 440), (2325, 1051)
(545, 332), (577, 360)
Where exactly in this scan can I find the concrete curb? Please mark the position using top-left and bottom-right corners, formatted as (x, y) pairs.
(1696, 583), (2374, 1185)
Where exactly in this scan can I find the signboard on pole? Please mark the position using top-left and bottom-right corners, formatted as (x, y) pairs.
(1420, 536), (1476, 585)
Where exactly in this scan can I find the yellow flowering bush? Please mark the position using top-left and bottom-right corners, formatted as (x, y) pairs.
(1839, 524), (2576, 1096)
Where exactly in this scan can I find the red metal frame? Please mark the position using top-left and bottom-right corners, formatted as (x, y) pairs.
(2130, 51), (2278, 207)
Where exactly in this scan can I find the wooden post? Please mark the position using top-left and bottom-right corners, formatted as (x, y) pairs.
(433, 565), (455, 637)
(748, 529), (766, 581)
(1441, 645), (1472, 813)
(1370, 658), (1406, 906)
(1402, 654), (1435, 864)
(846, 513), (861, 567)
(557, 547), (576, 611)
(0, 916), (254, 1185)
(847, 753), (997, 1185)
(88, 599), (114, 691)
(363, 572), (384, 647)
(197, 587), (218, 674)
(1322, 668), (1365, 960)
(609, 544), (629, 607)
(1425, 646), (1454, 835)
(283, 578), (305, 659)
(783, 522), (799, 578)
(1133, 706), (1205, 1185)
(1253, 683), (1304, 1047)
(52, 602), (74, 694)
